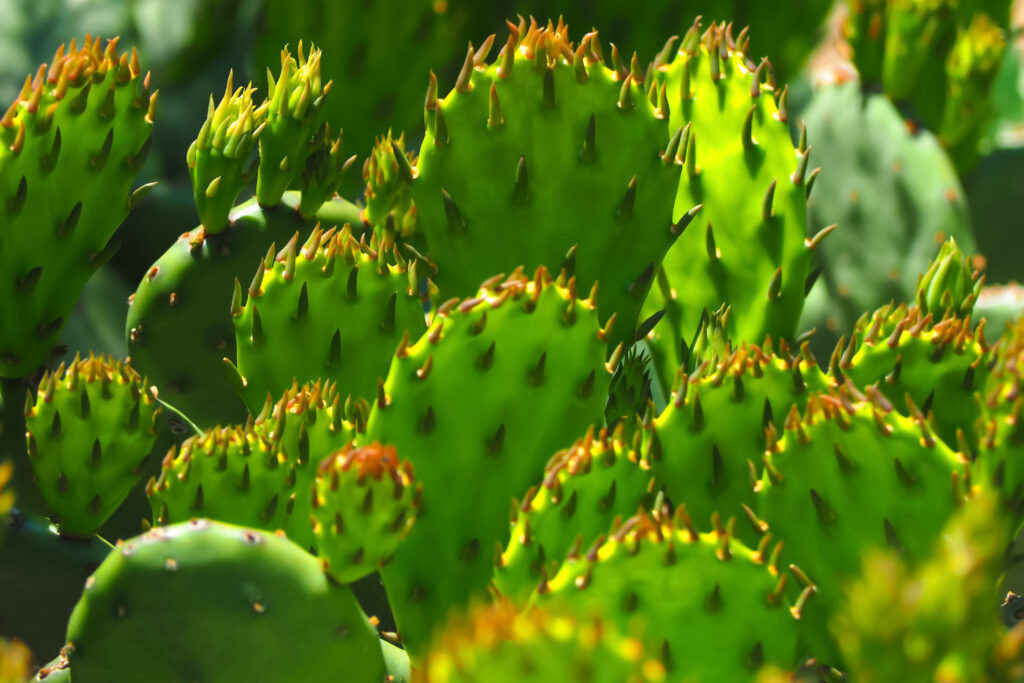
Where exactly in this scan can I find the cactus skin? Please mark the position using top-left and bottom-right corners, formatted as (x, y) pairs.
(0, 38), (155, 379)
(364, 267), (612, 656)
(755, 386), (969, 663)
(644, 21), (813, 387)
(650, 339), (828, 547)
(24, 355), (162, 537)
(147, 381), (354, 553)
(256, 43), (331, 208)
(410, 19), (684, 349)
(312, 442), (419, 584)
(230, 224), (425, 415)
(801, 82), (975, 338)
(65, 519), (386, 683)
(838, 303), (990, 452)
(494, 428), (656, 605)
(416, 601), (666, 683)
(535, 508), (813, 680)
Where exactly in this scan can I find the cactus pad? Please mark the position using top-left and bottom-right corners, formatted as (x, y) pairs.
(25, 354), (162, 537)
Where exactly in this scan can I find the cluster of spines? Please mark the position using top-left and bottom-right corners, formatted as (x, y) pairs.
(311, 441), (420, 584)
(362, 131), (418, 231)
(297, 122), (355, 218)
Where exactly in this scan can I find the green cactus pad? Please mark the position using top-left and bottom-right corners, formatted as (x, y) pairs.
(642, 20), (813, 387)
(65, 519), (386, 683)
(230, 223), (425, 414)
(535, 508), (813, 680)
(256, 43), (332, 208)
(25, 354), (162, 537)
(147, 380), (355, 552)
(409, 19), (684, 348)
(364, 267), (612, 655)
(126, 195), (346, 426)
(755, 385), (969, 662)
(801, 81), (975, 337)
(650, 338), (829, 548)
(417, 601), (667, 683)
(186, 73), (264, 234)
(0, 38), (155, 378)
(312, 442), (419, 584)
(494, 427), (656, 605)
(838, 303), (990, 451)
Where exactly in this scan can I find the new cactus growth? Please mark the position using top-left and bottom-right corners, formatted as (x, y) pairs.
(256, 43), (331, 207)
(312, 442), (419, 584)
(64, 519), (386, 682)
(0, 37), (155, 379)
(24, 354), (162, 537)
(229, 223), (425, 414)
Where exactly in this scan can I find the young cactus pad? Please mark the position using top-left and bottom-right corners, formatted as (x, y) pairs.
(0, 38), (155, 378)
(642, 20), (813, 379)
(229, 223), (425, 414)
(409, 18), (684, 348)
(25, 354), (162, 537)
(312, 442), (419, 584)
(363, 266), (613, 655)
(64, 519), (386, 683)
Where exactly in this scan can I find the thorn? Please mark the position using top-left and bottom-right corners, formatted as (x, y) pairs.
(441, 189), (465, 234)
(791, 146), (811, 186)
(455, 44), (475, 93)
(514, 155), (529, 204)
(488, 83), (504, 128)
(617, 176), (637, 221)
(542, 67), (555, 108)
(761, 179), (776, 221)
(580, 113), (596, 162)
(767, 268), (782, 302)
(742, 105), (756, 149)
(434, 106), (450, 148)
(810, 489), (836, 525)
(671, 203), (703, 237)
(805, 223), (836, 250)
(705, 223), (720, 262)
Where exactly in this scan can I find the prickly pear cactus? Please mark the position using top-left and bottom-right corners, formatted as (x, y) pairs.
(408, 18), (684, 348)
(755, 386), (969, 662)
(364, 267), (613, 655)
(0, 38), (155, 378)
(535, 508), (815, 680)
(801, 81), (976, 338)
(127, 48), (360, 426)
(494, 427), (656, 604)
(643, 20), (814, 386)
(312, 442), (419, 584)
(147, 381), (355, 552)
(24, 354), (162, 537)
(416, 601), (667, 683)
(64, 519), (386, 683)
(650, 338), (828, 546)
(229, 224), (426, 414)
(977, 316), (1024, 514)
